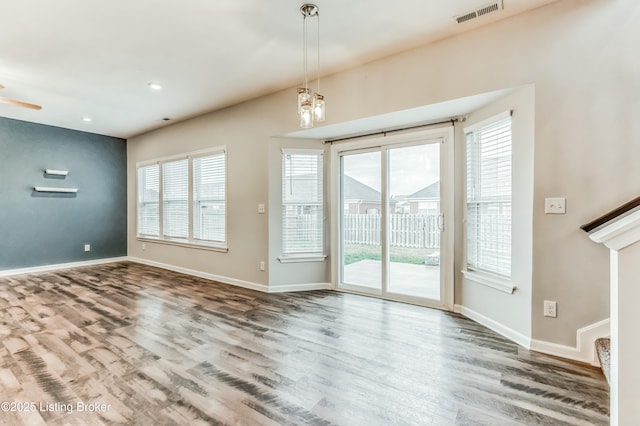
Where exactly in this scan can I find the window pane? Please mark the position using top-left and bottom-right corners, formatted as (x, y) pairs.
(466, 115), (512, 277)
(137, 164), (159, 236)
(163, 159), (189, 239)
(282, 152), (323, 254)
(193, 154), (226, 242)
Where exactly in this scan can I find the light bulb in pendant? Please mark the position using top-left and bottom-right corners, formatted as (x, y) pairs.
(297, 88), (311, 114)
(300, 100), (314, 128)
(313, 93), (325, 122)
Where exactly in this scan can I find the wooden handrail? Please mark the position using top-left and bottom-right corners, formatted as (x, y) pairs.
(581, 196), (640, 233)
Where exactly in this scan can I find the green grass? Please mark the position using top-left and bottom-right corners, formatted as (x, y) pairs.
(343, 244), (438, 265)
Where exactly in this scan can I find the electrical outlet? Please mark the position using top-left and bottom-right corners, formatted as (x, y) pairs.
(544, 300), (557, 318)
(259, 261), (265, 271)
(84, 244), (91, 252)
(142, 243), (146, 250)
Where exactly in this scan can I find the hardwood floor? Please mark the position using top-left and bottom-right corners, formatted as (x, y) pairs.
(0, 262), (609, 425)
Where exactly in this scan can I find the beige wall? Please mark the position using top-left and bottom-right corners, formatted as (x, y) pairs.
(128, 95), (281, 286)
(454, 85), (535, 340)
(267, 137), (329, 287)
(127, 0), (638, 346)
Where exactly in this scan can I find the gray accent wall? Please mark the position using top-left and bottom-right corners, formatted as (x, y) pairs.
(0, 117), (126, 270)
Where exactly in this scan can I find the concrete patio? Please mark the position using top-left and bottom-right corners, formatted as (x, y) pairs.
(343, 259), (440, 300)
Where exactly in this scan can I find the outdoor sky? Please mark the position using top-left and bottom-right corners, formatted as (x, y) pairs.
(342, 143), (440, 197)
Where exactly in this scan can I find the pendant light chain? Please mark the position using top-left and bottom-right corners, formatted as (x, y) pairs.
(316, 11), (320, 94)
(297, 4), (324, 128)
(303, 14), (308, 91)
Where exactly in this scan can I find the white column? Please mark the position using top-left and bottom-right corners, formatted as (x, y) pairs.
(589, 209), (640, 425)
(610, 243), (640, 425)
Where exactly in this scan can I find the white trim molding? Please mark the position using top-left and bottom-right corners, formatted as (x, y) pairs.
(455, 304), (610, 366)
(277, 254), (327, 263)
(588, 209), (640, 251)
(454, 304), (531, 349)
(268, 282), (331, 293)
(128, 257), (330, 294)
(128, 257), (268, 292)
(531, 318), (610, 366)
(137, 237), (228, 253)
(462, 269), (516, 294)
(0, 257), (129, 278)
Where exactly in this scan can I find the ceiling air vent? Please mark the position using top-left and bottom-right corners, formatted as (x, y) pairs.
(455, 1), (503, 24)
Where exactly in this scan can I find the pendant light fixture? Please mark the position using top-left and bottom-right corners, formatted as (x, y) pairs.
(297, 3), (324, 128)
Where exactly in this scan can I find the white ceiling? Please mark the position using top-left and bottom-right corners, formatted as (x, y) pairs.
(0, 0), (556, 139)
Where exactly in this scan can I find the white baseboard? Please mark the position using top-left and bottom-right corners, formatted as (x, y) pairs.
(127, 256), (330, 294)
(268, 282), (332, 293)
(128, 256), (269, 292)
(0, 257), (129, 278)
(454, 304), (532, 349)
(0, 255), (331, 295)
(454, 304), (610, 366)
(531, 318), (610, 366)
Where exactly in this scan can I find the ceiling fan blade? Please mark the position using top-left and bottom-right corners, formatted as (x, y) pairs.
(0, 96), (42, 110)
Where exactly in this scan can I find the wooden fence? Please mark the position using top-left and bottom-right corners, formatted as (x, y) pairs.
(343, 214), (440, 248)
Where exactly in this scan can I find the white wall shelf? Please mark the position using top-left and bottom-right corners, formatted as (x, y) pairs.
(44, 169), (69, 176)
(34, 186), (78, 193)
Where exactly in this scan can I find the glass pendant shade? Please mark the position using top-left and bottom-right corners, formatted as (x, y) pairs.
(297, 88), (311, 114)
(300, 100), (314, 128)
(313, 93), (325, 122)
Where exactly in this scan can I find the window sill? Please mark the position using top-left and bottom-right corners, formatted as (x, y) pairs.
(137, 236), (228, 253)
(462, 269), (516, 294)
(278, 254), (327, 263)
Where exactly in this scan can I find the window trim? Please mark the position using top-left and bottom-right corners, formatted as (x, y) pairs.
(463, 111), (514, 287)
(135, 146), (227, 251)
(280, 148), (326, 262)
(462, 269), (515, 294)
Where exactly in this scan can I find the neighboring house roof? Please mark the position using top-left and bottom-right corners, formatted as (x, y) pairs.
(283, 174), (397, 204)
(343, 175), (381, 202)
(283, 173), (322, 203)
(406, 181), (440, 200)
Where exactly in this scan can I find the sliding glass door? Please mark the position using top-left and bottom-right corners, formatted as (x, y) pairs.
(341, 150), (382, 293)
(387, 143), (441, 300)
(337, 135), (449, 307)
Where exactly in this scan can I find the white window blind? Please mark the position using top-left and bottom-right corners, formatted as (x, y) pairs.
(193, 153), (226, 242)
(136, 147), (227, 249)
(282, 151), (323, 255)
(162, 159), (189, 239)
(137, 164), (160, 236)
(466, 114), (512, 277)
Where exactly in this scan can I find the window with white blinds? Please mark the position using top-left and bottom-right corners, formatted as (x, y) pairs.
(282, 151), (324, 255)
(465, 113), (512, 277)
(137, 164), (160, 236)
(193, 153), (226, 242)
(136, 147), (227, 249)
(163, 159), (189, 239)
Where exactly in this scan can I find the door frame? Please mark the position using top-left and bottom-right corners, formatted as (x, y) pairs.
(329, 126), (455, 311)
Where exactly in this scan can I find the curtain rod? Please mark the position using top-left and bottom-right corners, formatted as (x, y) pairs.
(323, 118), (460, 144)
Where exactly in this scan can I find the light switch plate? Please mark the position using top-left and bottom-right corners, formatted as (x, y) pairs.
(545, 197), (566, 214)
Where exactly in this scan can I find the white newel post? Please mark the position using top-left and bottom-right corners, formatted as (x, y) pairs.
(588, 209), (640, 426)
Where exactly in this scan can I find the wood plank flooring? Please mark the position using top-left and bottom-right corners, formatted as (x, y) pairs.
(0, 262), (609, 425)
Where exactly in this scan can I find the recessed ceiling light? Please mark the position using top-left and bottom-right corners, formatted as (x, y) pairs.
(81, 116), (92, 122)
(148, 82), (163, 91)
